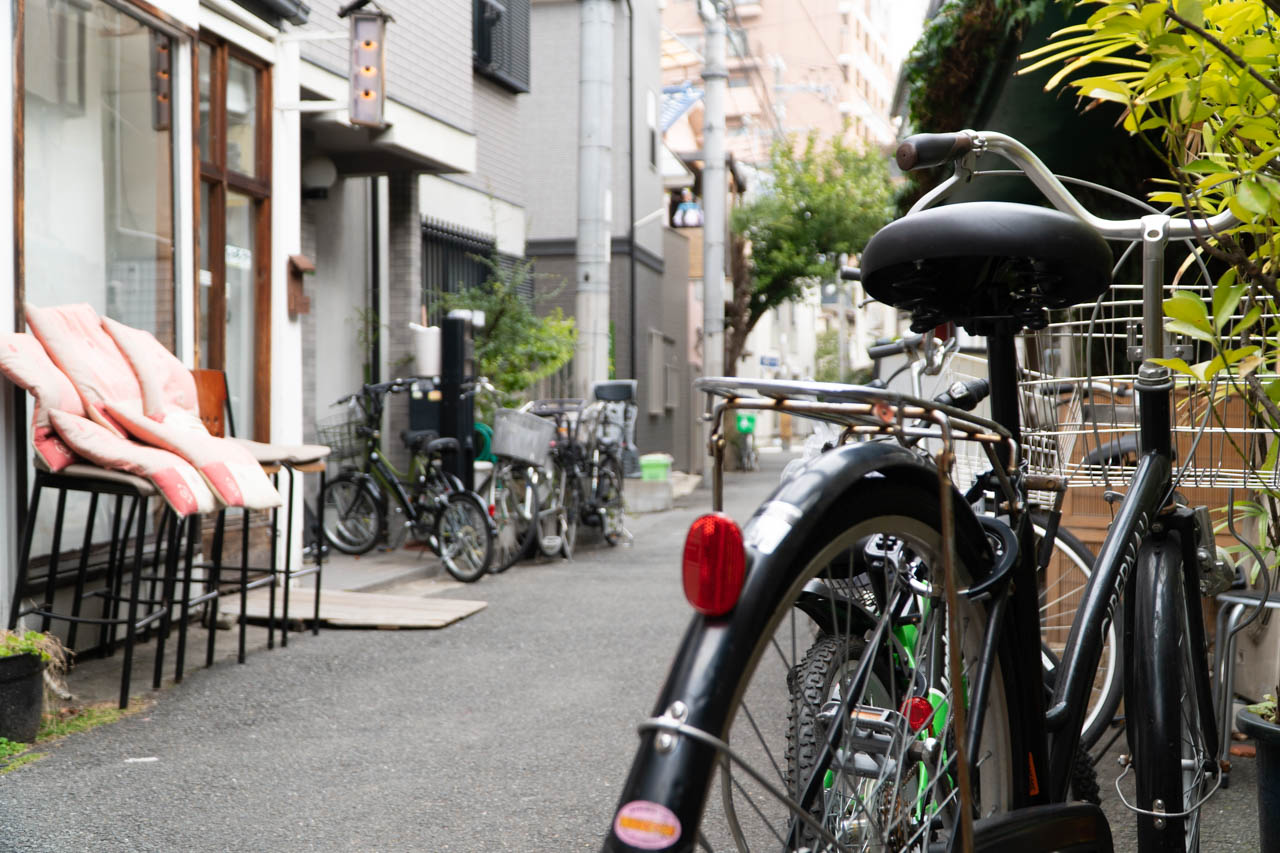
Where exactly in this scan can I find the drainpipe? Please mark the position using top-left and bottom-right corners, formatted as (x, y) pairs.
(625, 0), (637, 383)
(575, 0), (615, 397)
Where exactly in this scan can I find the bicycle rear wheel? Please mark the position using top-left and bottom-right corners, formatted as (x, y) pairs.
(596, 457), (625, 546)
(702, 480), (1025, 851)
(436, 493), (493, 582)
(1032, 515), (1121, 750)
(1129, 535), (1216, 853)
(320, 474), (382, 555)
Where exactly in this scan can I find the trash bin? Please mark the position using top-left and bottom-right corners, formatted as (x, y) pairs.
(639, 453), (674, 482)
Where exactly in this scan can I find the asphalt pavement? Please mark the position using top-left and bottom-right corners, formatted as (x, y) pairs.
(0, 447), (1263, 851)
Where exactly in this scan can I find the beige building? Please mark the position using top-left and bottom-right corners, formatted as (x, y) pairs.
(661, 0), (900, 164)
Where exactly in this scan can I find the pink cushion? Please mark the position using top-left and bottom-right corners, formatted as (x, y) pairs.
(105, 401), (282, 510)
(48, 410), (217, 516)
(0, 333), (84, 471)
(100, 316), (199, 423)
(25, 303), (143, 437)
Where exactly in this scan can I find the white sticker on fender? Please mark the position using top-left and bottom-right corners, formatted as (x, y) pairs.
(613, 800), (682, 849)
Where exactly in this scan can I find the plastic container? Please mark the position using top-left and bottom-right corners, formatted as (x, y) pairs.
(409, 323), (441, 377)
(492, 409), (556, 469)
(640, 453), (674, 482)
(736, 413), (757, 434)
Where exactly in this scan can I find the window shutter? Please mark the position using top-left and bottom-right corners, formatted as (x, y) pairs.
(474, 0), (530, 94)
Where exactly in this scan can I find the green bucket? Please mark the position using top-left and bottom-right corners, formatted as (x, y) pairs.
(639, 453), (673, 482)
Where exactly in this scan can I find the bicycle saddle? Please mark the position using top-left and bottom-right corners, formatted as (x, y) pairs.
(400, 429), (460, 456)
(860, 201), (1113, 333)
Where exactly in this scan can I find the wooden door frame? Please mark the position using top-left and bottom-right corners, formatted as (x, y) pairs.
(195, 34), (272, 441)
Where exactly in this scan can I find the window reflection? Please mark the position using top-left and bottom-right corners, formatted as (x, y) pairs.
(226, 57), (257, 176)
(24, 0), (177, 348)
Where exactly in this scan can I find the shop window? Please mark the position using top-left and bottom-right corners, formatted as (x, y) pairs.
(473, 0), (530, 93)
(23, 0), (179, 348)
(197, 35), (272, 441)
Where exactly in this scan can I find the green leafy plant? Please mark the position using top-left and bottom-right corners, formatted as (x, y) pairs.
(442, 257), (576, 416)
(729, 131), (895, 375)
(0, 737), (26, 759)
(1032, 0), (1280, 570)
(0, 630), (66, 669)
(1248, 692), (1278, 724)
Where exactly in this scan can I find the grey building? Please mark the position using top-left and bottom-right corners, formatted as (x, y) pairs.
(522, 0), (693, 471)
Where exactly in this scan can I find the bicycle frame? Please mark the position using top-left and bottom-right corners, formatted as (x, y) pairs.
(916, 133), (1227, 812)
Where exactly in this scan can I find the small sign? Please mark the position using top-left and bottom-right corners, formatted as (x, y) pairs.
(759, 355), (780, 368)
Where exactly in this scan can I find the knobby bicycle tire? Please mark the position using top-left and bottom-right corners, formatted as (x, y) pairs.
(320, 474), (382, 556)
(597, 456), (626, 546)
(1031, 514), (1122, 751)
(622, 474), (1030, 852)
(1129, 534), (1216, 853)
(436, 492), (493, 582)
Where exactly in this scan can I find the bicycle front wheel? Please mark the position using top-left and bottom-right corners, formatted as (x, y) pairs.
(436, 493), (493, 582)
(707, 479), (1024, 851)
(1129, 535), (1216, 853)
(484, 461), (539, 573)
(320, 474), (382, 555)
(1033, 515), (1121, 750)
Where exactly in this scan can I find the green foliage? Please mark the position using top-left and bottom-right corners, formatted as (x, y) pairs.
(1040, 0), (1280, 573)
(0, 738), (26, 759)
(0, 630), (64, 666)
(813, 328), (871, 385)
(0, 752), (45, 774)
(442, 258), (576, 414)
(729, 132), (895, 369)
(1248, 693), (1278, 724)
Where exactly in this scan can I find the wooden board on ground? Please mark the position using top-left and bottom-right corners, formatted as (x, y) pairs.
(220, 587), (486, 629)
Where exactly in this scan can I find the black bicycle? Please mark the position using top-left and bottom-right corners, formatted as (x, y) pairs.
(317, 379), (493, 582)
(604, 130), (1239, 852)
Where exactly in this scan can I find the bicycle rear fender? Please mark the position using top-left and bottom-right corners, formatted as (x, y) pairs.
(603, 441), (995, 853)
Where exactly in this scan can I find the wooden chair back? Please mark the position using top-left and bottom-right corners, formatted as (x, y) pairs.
(192, 368), (230, 438)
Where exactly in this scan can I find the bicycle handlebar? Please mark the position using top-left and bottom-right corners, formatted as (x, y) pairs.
(866, 334), (923, 361)
(911, 130), (1239, 242)
(896, 132), (976, 171)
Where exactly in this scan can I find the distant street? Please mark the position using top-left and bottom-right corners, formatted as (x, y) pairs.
(0, 448), (1261, 851)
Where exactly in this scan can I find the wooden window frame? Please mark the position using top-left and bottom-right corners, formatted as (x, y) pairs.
(194, 34), (272, 441)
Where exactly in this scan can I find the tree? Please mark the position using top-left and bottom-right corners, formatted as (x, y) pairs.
(727, 132), (896, 375)
(442, 258), (576, 414)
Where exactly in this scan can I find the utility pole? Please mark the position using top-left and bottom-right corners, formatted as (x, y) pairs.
(701, 0), (726, 381)
(576, 0), (615, 397)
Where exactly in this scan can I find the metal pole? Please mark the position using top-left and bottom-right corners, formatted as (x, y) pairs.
(576, 0), (615, 397)
(701, 0), (726, 381)
(837, 284), (848, 382)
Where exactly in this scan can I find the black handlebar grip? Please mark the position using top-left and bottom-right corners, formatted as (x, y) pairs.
(866, 334), (923, 361)
(839, 266), (861, 282)
(895, 132), (974, 171)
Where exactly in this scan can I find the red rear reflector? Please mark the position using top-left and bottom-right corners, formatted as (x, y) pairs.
(902, 696), (934, 733)
(488, 504), (497, 519)
(682, 513), (746, 616)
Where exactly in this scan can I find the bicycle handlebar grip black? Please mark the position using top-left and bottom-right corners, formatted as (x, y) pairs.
(934, 378), (990, 413)
(866, 334), (922, 361)
(839, 266), (861, 281)
(895, 132), (974, 171)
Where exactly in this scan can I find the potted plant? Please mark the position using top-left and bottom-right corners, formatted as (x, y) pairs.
(0, 630), (66, 743)
(1238, 695), (1280, 849)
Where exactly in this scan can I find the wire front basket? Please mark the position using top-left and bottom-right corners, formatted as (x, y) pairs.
(1018, 279), (1273, 494)
(315, 409), (366, 463)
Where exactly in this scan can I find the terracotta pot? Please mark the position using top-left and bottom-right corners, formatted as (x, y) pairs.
(0, 653), (45, 743)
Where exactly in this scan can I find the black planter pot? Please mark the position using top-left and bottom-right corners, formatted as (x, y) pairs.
(1237, 708), (1280, 849)
(0, 653), (45, 743)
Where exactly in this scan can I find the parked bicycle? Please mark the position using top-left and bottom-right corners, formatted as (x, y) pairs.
(604, 130), (1241, 852)
(316, 378), (494, 583)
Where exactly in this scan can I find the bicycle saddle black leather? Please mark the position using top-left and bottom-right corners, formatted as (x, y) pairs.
(860, 201), (1113, 333)
(400, 429), (460, 456)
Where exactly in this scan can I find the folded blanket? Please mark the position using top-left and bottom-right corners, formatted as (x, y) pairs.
(48, 410), (217, 516)
(25, 303), (143, 437)
(101, 316), (201, 427)
(106, 401), (282, 510)
(0, 332), (85, 471)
